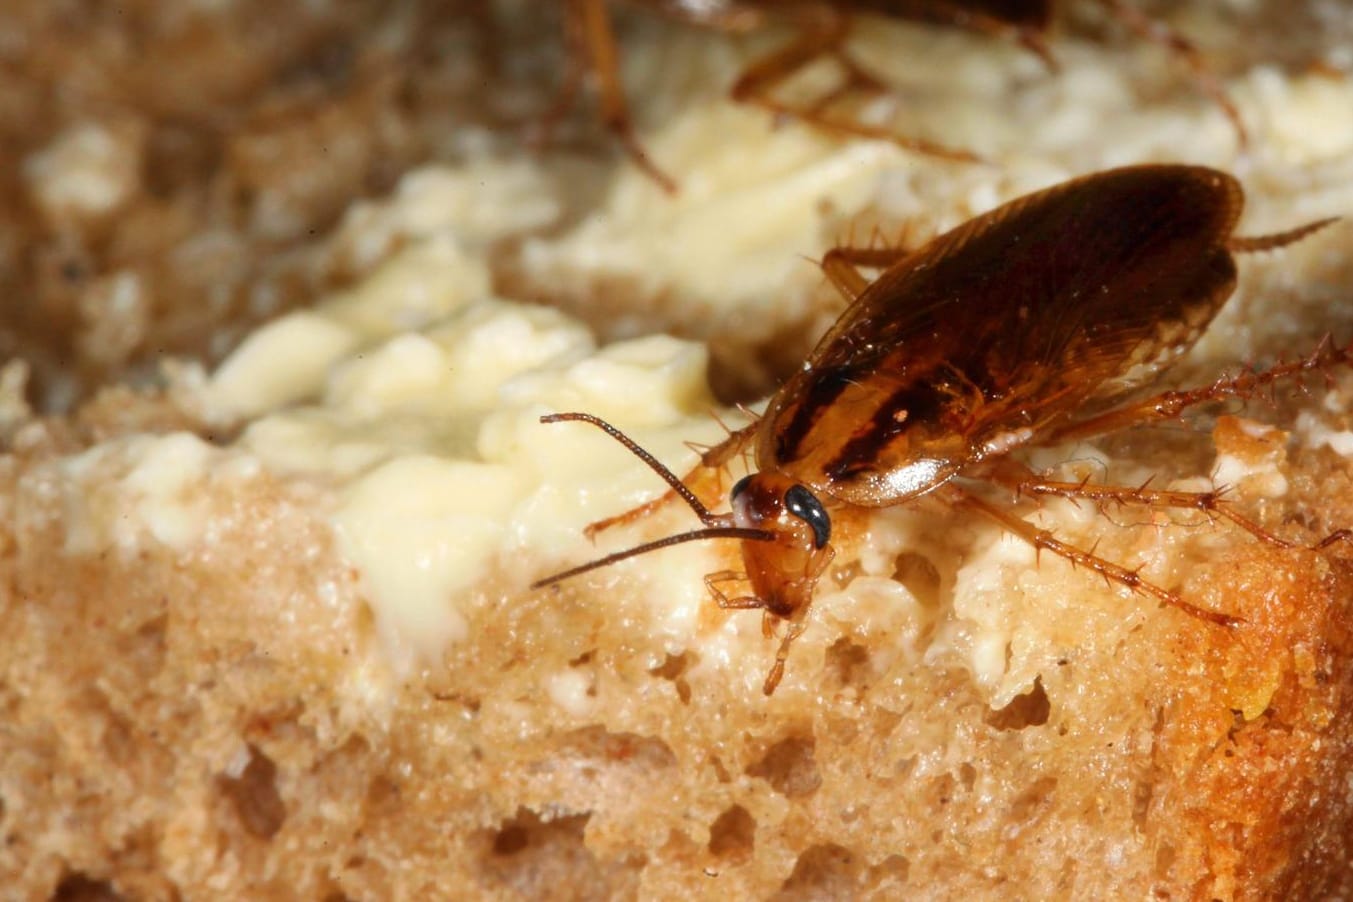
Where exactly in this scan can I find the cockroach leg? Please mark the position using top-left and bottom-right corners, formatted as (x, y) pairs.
(1010, 469), (1353, 556)
(537, 414), (773, 561)
(704, 570), (762, 609)
(1315, 530), (1353, 551)
(1049, 336), (1353, 444)
(567, 0), (677, 192)
(1003, 472), (1290, 548)
(820, 249), (873, 301)
(730, 8), (981, 163)
(820, 242), (915, 301)
(799, 48), (890, 119)
(701, 422), (759, 469)
(583, 458), (721, 539)
(941, 483), (1241, 626)
(729, 7), (850, 109)
(912, 4), (1059, 73)
(584, 485), (692, 539)
(1094, 0), (1247, 148)
(1015, 27), (1058, 74)
(765, 619), (808, 696)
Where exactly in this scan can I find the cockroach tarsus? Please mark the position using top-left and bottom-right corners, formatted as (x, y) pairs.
(532, 165), (1345, 695)
(553, 1), (1246, 191)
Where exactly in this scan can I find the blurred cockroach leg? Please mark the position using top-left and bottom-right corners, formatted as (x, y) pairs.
(1096, 0), (1247, 148)
(730, 8), (981, 163)
(563, 0), (678, 191)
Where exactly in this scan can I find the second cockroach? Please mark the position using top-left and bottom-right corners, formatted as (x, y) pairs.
(534, 164), (1345, 694)
(554, 1), (1244, 190)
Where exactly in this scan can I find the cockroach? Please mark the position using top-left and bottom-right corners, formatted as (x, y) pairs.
(532, 164), (1343, 694)
(554, 1), (1245, 191)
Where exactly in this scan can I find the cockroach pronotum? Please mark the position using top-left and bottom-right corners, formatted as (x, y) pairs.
(533, 165), (1345, 694)
(554, 1), (1246, 191)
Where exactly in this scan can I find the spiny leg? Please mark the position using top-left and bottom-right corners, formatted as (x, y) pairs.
(940, 483), (1240, 626)
(820, 241), (916, 301)
(1094, 0), (1247, 149)
(1047, 337), (1353, 444)
(1001, 458), (1353, 554)
(730, 9), (981, 163)
(984, 458), (1289, 548)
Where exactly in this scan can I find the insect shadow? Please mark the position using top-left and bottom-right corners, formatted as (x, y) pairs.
(533, 164), (1347, 694)
(548, 1), (1246, 191)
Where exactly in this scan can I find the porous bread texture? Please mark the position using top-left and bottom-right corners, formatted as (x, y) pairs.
(7, 2), (1353, 901)
(5, 389), (1353, 900)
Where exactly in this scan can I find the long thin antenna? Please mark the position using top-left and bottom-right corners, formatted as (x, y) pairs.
(531, 526), (776, 589)
(541, 412), (720, 524)
(533, 413), (779, 590)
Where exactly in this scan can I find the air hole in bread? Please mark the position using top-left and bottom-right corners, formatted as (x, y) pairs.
(51, 873), (120, 901)
(217, 744), (285, 840)
(775, 843), (857, 900)
(648, 652), (693, 704)
(746, 735), (822, 798)
(707, 804), (756, 863)
(984, 678), (1052, 731)
(484, 808), (641, 897)
(892, 551), (942, 609)
(824, 638), (873, 691)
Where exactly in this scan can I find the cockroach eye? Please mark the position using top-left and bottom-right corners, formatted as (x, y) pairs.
(784, 484), (831, 549)
(731, 474), (754, 500)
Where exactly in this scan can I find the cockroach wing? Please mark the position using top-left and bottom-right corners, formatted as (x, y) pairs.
(762, 165), (1244, 507)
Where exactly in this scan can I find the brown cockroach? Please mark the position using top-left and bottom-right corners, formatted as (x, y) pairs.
(533, 164), (1344, 694)
(554, 1), (1246, 191)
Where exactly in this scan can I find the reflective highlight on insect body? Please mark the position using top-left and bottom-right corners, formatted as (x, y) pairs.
(532, 165), (1342, 695)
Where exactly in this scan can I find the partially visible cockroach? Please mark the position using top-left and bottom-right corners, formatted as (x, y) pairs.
(552, 1), (1246, 191)
(533, 164), (1346, 695)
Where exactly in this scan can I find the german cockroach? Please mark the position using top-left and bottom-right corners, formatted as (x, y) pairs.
(534, 165), (1342, 693)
